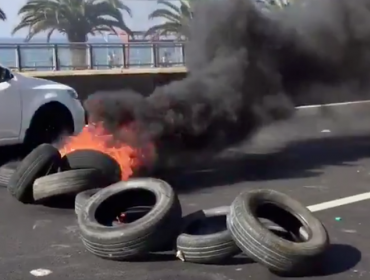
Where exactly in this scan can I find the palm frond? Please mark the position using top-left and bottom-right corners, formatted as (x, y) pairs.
(148, 9), (181, 23)
(145, 22), (182, 37)
(13, 0), (132, 42)
(0, 8), (6, 20)
(147, 0), (192, 38)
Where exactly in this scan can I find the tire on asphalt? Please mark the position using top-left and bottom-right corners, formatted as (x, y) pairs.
(0, 161), (21, 188)
(8, 144), (61, 203)
(78, 178), (182, 260)
(60, 149), (121, 184)
(176, 206), (240, 264)
(75, 188), (102, 216)
(175, 206), (292, 264)
(227, 189), (329, 276)
(33, 169), (109, 202)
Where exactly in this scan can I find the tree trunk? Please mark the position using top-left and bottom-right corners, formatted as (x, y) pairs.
(71, 46), (87, 69)
(67, 34), (88, 70)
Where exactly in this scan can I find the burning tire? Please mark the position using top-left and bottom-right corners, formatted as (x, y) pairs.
(0, 161), (20, 188)
(8, 144), (61, 203)
(176, 206), (289, 264)
(75, 188), (101, 216)
(60, 149), (121, 184)
(78, 178), (182, 260)
(33, 169), (108, 202)
(227, 189), (329, 276)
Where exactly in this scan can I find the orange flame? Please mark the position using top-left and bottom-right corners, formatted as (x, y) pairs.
(59, 123), (143, 180)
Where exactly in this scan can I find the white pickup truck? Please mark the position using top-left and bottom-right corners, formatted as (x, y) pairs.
(0, 63), (85, 150)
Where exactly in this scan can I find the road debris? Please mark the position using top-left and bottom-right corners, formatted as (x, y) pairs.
(341, 229), (357, 233)
(30, 268), (52, 277)
(176, 250), (185, 261)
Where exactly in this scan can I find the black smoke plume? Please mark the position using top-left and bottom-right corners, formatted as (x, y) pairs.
(85, 0), (370, 165)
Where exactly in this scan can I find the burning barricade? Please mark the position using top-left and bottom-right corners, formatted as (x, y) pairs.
(1, 122), (329, 276)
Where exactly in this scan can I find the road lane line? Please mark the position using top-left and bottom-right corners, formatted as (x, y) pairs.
(307, 192), (370, 212)
(296, 100), (370, 109)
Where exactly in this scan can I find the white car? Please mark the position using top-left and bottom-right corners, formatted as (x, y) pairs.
(0, 63), (85, 149)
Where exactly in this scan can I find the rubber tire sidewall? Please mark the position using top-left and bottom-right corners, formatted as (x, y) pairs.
(0, 161), (20, 188)
(33, 169), (107, 202)
(75, 188), (102, 216)
(60, 149), (121, 184)
(8, 144), (61, 203)
(78, 178), (182, 260)
(227, 189), (329, 275)
(176, 206), (240, 264)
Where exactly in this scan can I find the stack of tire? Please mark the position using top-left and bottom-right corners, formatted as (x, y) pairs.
(76, 178), (329, 276)
(1, 143), (329, 276)
(4, 144), (121, 204)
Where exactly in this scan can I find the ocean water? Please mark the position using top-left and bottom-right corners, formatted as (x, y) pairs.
(0, 37), (185, 70)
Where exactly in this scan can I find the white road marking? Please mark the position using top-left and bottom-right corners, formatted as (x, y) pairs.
(30, 269), (52, 277)
(287, 99), (370, 211)
(296, 100), (370, 109)
(307, 192), (370, 212)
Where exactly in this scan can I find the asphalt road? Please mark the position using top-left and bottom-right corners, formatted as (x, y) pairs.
(1, 105), (370, 280)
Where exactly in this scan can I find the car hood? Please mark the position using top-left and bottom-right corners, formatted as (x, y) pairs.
(14, 72), (73, 91)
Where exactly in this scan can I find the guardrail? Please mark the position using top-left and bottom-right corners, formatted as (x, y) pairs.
(0, 42), (186, 71)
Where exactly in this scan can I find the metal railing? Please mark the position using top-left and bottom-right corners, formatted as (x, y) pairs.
(0, 42), (186, 71)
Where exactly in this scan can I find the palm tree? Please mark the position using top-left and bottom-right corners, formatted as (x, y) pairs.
(13, 0), (132, 68)
(0, 8), (6, 21)
(145, 0), (292, 39)
(145, 0), (193, 39)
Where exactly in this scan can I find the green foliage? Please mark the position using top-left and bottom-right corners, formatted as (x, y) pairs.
(0, 8), (6, 21)
(145, 0), (193, 39)
(12, 0), (132, 42)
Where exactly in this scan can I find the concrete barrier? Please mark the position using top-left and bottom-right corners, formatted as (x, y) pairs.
(24, 67), (187, 100)
(25, 68), (370, 105)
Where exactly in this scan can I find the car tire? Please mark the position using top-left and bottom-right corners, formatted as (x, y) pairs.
(78, 178), (182, 260)
(176, 206), (240, 264)
(8, 144), (61, 203)
(227, 189), (329, 276)
(75, 188), (102, 216)
(60, 150), (121, 184)
(176, 206), (291, 264)
(0, 161), (21, 188)
(33, 169), (108, 202)
(24, 103), (74, 151)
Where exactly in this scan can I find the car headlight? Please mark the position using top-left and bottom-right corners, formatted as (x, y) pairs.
(67, 89), (79, 99)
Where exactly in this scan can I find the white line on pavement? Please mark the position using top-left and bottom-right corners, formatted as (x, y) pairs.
(307, 192), (370, 212)
(296, 100), (370, 109)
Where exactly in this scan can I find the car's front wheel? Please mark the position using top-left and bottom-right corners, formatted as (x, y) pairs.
(24, 102), (74, 151)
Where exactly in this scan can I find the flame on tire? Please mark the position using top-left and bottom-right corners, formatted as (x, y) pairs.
(59, 122), (154, 180)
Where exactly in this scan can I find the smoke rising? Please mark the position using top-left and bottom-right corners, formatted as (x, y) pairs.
(85, 0), (370, 163)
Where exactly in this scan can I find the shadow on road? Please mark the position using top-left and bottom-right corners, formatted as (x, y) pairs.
(154, 134), (370, 193)
(270, 244), (361, 278)
(314, 244), (362, 276)
(38, 194), (76, 209)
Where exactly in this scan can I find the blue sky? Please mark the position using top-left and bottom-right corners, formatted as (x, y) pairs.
(0, 0), (169, 38)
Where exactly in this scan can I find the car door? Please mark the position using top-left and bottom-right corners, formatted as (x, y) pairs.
(0, 66), (22, 141)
